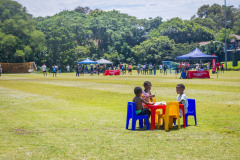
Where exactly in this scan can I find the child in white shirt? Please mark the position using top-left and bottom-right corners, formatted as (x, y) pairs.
(176, 84), (188, 117)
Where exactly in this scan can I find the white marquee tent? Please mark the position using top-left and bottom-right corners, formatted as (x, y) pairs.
(96, 58), (113, 65)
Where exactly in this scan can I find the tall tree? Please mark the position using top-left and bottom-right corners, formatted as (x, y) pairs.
(194, 3), (239, 31)
(149, 18), (214, 44)
(132, 36), (175, 64)
(0, 0), (47, 63)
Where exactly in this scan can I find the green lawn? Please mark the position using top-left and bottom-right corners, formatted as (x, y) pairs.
(0, 71), (239, 159)
(225, 61), (240, 70)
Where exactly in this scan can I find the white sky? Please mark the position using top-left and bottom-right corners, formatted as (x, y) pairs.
(15, 0), (240, 20)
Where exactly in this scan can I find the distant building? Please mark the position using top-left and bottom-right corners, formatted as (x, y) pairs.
(198, 41), (221, 46)
(229, 34), (240, 50)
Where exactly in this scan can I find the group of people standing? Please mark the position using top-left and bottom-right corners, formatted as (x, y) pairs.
(136, 64), (157, 75)
(75, 64), (106, 76)
(175, 61), (224, 74)
(41, 64), (70, 77)
(119, 63), (132, 75)
(119, 63), (168, 75)
(40, 61), (225, 77)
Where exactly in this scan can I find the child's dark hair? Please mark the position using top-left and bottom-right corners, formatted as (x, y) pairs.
(134, 87), (142, 96)
(177, 84), (185, 90)
(143, 81), (151, 87)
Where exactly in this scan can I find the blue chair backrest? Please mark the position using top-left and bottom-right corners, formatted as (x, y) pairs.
(187, 99), (196, 113)
(181, 72), (186, 79)
(128, 102), (137, 118)
(128, 102), (133, 117)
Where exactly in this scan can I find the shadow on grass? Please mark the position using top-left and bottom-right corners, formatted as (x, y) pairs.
(127, 125), (195, 132)
(126, 124), (188, 132)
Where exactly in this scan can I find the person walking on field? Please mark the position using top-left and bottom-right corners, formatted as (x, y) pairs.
(163, 64), (167, 75)
(159, 64), (163, 73)
(145, 64), (148, 75)
(102, 65), (106, 75)
(153, 64), (156, 75)
(76, 64), (80, 77)
(42, 64), (47, 77)
(128, 64), (132, 75)
(52, 65), (57, 77)
(66, 64), (70, 73)
(90, 64), (94, 76)
(58, 65), (61, 74)
(0, 64), (2, 77)
(96, 64), (100, 75)
(207, 62), (210, 71)
(149, 64), (153, 74)
(142, 64), (146, 75)
(119, 63), (123, 74)
(136, 65), (140, 75)
(221, 63), (224, 73)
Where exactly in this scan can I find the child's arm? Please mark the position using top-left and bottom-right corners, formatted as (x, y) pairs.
(178, 99), (183, 103)
(178, 94), (187, 104)
(140, 97), (150, 105)
(143, 94), (155, 98)
(149, 91), (155, 98)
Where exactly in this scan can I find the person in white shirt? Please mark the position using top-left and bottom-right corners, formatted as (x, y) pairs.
(141, 65), (144, 74)
(42, 64), (47, 77)
(196, 63), (199, 71)
(207, 62), (210, 71)
(159, 64), (163, 73)
(142, 64), (146, 75)
(176, 84), (188, 117)
(66, 65), (70, 73)
(149, 64), (153, 74)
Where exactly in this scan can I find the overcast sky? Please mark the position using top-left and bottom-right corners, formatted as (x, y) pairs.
(15, 0), (240, 20)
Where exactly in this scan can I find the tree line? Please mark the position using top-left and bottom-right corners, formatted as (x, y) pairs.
(0, 0), (239, 69)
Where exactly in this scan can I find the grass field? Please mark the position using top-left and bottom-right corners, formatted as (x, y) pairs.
(225, 61), (240, 70)
(0, 71), (239, 159)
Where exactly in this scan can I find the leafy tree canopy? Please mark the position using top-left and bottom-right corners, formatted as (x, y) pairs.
(0, 0), (46, 63)
(149, 17), (214, 44)
(0, 0), (239, 67)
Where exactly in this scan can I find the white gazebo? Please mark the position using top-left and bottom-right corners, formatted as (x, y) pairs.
(96, 58), (113, 65)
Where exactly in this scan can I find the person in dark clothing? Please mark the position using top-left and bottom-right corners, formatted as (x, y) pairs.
(163, 65), (168, 75)
(76, 64), (80, 77)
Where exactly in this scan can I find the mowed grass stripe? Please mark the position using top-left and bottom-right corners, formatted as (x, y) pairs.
(0, 80), (132, 110)
(1, 78), (239, 107)
(1, 73), (240, 93)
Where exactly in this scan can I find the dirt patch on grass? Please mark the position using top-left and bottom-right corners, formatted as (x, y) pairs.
(14, 128), (44, 135)
(223, 127), (234, 129)
(14, 128), (33, 135)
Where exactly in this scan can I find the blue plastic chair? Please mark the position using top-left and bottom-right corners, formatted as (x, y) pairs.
(185, 99), (197, 126)
(181, 72), (187, 79)
(126, 102), (149, 130)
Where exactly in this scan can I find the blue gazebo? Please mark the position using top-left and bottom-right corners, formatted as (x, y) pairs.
(78, 58), (98, 64)
(176, 48), (218, 60)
